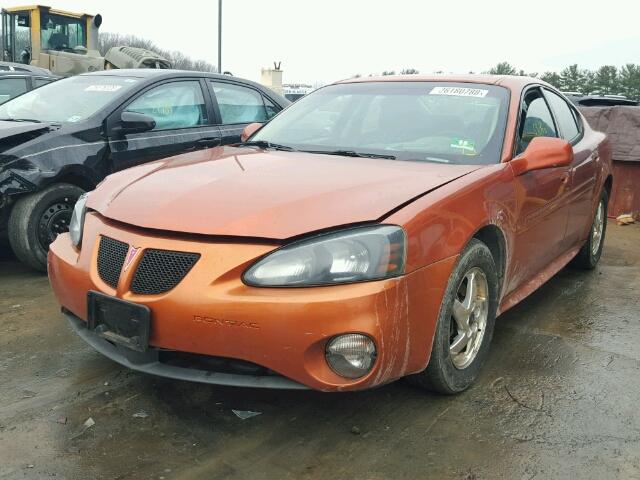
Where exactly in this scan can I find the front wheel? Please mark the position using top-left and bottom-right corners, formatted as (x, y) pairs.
(571, 189), (608, 270)
(407, 239), (499, 394)
(8, 183), (85, 271)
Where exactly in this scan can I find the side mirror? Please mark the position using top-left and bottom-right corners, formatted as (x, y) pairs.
(511, 137), (573, 176)
(241, 122), (263, 142)
(119, 111), (156, 134)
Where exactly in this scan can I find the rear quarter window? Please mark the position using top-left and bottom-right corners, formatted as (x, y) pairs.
(211, 81), (269, 124)
(545, 89), (580, 141)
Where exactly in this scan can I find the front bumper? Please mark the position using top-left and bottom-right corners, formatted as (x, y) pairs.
(48, 212), (455, 391)
(65, 312), (307, 389)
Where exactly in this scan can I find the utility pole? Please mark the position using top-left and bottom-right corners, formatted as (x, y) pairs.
(217, 0), (222, 74)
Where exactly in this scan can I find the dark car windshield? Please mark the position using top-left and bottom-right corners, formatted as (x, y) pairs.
(253, 81), (510, 164)
(0, 75), (140, 123)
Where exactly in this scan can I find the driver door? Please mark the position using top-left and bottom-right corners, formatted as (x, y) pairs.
(505, 87), (571, 296)
(107, 79), (221, 172)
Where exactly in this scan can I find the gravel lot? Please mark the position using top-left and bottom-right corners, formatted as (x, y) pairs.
(1, 221), (639, 479)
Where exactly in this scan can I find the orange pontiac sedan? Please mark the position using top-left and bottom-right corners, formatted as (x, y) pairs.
(48, 76), (612, 393)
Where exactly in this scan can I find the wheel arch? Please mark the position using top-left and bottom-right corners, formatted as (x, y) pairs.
(472, 223), (507, 284)
(384, 163), (516, 276)
(50, 166), (98, 192)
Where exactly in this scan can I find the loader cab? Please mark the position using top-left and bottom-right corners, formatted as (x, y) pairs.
(39, 10), (88, 53)
(2, 5), (169, 75)
(1, 6), (100, 75)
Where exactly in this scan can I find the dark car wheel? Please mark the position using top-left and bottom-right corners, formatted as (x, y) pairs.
(408, 239), (499, 394)
(571, 189), (608, 270)
(8, 183), (85, 272)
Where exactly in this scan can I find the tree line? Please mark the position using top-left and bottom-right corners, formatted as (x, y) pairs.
(487, 62), (640, 99)
(353, 63), (640, 100)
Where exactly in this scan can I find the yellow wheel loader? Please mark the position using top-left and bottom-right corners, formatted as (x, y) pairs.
(1, 5), (171, 76)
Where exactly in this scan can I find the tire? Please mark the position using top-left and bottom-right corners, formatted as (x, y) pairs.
(8, 183), (85, 272)
(571, 189), (608, 270)
(408, 239), (499, 394)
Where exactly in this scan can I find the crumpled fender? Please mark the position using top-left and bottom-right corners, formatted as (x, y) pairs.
(0, 143), (108, 197)
(0, 119), (109, 198)
(0, 168), (38, 196)
(0, 154), (57, 196)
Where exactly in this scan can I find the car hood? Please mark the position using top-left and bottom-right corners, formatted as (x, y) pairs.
(88, 146), (481, 239)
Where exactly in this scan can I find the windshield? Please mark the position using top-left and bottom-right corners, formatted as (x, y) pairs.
(40, 12), (86, 51)
(0, 75), (140, 123)
(253, 81), (510, 164)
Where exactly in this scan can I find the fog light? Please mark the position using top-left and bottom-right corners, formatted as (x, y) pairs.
(326, 334), (376, 379)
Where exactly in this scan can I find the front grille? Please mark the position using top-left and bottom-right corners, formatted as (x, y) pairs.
(130, 249), (200, 295)
(158, 351), (274, 376)
(97, 236), (129, 288)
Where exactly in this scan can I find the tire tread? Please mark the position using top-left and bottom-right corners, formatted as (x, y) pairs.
(407, 238), (499, 394)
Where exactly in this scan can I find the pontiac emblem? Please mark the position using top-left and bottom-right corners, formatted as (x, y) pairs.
(123, 246), (141, 272)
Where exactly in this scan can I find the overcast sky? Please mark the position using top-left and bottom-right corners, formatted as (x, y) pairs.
(31, 0), (640, 84)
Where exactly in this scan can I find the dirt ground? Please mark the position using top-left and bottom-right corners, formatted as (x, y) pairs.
(1, 221), (639, 480)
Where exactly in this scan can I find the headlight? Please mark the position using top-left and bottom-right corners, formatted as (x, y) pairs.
(243, 225), (406, 287)
(69, 193), (89, 248)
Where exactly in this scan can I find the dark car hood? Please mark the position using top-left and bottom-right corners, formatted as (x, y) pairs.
(0, 120), (53, 154)
(88, 146), (481, 239)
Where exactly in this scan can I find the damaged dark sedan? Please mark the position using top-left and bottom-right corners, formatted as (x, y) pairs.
(0, 69), (288, 270)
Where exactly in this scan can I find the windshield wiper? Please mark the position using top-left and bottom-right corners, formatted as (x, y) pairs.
(0, 117), (42, 123)
(237, 140), (297, 152)
(303, 149), (396, 160)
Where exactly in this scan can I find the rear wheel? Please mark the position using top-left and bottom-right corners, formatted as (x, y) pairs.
(8, 183), (84, 272)
(571, 189), (608, 269)
(408, 239), (499, 394)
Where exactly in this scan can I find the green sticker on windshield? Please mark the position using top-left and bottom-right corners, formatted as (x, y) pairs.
(450, 138), (476, 155)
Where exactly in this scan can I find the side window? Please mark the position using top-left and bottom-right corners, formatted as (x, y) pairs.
(517, 89), (557, 155)
(211, 81), (268, 124)
(126, 81), (207, 131)
(544, 89), (580, 141)
(263, 95), (280, 119)
(0, 77), (28, 104)
(34, 77), (54, 88)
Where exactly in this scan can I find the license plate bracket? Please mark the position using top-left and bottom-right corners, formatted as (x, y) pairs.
(87, 291), (150, 352)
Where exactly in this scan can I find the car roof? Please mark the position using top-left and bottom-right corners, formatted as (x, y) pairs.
(336, 74), (550, 94)
(0, 61), (54, 76)
(577, 96), (639, 107)
(80, 69), (223, 78)
(0, 70), (57, 78)
(81, 69), (258, 85)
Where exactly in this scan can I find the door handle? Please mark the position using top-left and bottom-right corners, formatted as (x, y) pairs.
(560, 172), (570, 184)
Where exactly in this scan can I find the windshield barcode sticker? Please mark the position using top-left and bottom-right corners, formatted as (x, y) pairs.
(430, 87), (489, 97)
(84, 85), (122, 92)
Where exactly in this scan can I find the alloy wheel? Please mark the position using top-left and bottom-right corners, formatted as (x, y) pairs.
(591, 200), (605, 256)
(450, 267), (489, 369)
